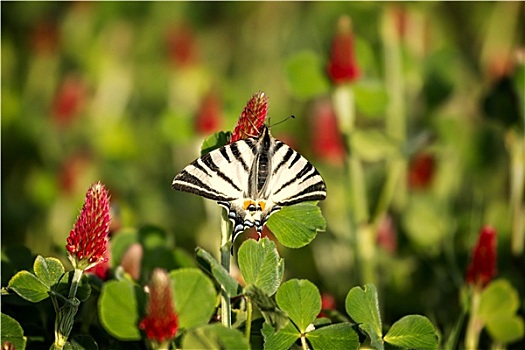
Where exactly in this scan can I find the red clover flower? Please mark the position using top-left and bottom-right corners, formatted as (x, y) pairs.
(230, 91), (268, 143)
(327, 15), (360, 85)
(66, 182), (110, 271)
(139, 269), (179, 346)
(466, 225), (497, 289)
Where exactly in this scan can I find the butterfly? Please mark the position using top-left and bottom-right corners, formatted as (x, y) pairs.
(172, 124), (326, 243)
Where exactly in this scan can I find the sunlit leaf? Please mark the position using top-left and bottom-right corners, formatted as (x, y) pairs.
(99, 280), (142, 340)
(200, 131), (231, 155)
(267, 202), (326, 249)
(276, 279), (321, 333)
(238, 237), (284, 296)
(345, 284), (383, 350)
(33, 256), (65, 288)
(7, 270), (49, 303)
(170, 268), (216, 330)
(1, 313), (26, 350)
(307, 323), (359, 350)
(261, 320), (299, 350)
(181, 324), (250, 350)
(384, 315), (438, 350)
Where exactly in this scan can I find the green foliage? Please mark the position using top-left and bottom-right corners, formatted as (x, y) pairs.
(98, 280), (143, 340)
(266, 202), (326, 248)
(170, 268), (217, 330)
(201, 131), (232, 156)
(1, 313), (26, 350)
(346, 284), (383, 350)
(196, 247), (240, 297)
(285, 51), (330, 99)
(479, 279), (525, 344)
(383, 315), (439, 349)
(238, 237), (284, 296)
(182, 324), (250, 350)
(276, 279), (321, 333)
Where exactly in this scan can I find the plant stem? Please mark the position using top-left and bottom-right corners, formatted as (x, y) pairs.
(220, 209), (232, 328)
(465, 288), (483, 350)
(507, 130), (524, 256)
(300, 334), (309, 350)
(53, 268), (83, 350)
(245, 296), (253, 342)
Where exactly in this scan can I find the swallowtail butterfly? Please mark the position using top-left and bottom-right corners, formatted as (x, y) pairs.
(172, 125), (326, 243)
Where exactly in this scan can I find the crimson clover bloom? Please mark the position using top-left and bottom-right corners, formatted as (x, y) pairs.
(466, 225), (497, 289)
(196, 91), (223, 135)
(66, 182), (110, 271)
(408, 152), (436, 190)
(230, 91), (268, 143)
(310, 99), (346, 165)
(139, 269), (179, 345)
(327, 15), (360, 85)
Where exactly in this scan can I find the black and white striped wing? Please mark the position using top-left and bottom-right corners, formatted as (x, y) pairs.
(171, 140), (254, 202)
(266, 140), (326, 206)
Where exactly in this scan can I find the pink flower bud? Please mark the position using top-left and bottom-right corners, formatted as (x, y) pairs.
(66, 182), (111, 271)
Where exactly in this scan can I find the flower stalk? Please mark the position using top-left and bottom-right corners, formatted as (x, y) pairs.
(220, 209), (232, 328)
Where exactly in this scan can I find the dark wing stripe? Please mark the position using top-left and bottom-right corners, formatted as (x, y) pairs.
(220, 147), (231, 162)
(192, 161), (210, 177)
(199, 155), (242, 192)
(243, 138), (257, 155)
(273, 147), (294, 175)
(289, 151), (302, 168)
(272, 162), (313, 196)
(276, 182), (327, 206)
(172, 170), (234, 201)
(230, 142), (250, 173)
(299, 167), (321, 183)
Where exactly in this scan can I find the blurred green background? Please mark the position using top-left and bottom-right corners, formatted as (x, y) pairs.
(2, 1), (524, 341)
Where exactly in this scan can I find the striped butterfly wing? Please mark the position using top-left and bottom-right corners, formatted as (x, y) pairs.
(171, 140), (255, 203)
(254, 136), (326, 231)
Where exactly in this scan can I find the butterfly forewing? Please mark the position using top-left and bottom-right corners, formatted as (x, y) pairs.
(265, 139), (326, 206)
(172, 139), (255, 202)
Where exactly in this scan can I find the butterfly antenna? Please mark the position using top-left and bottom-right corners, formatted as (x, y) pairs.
(270, 115), (295, 128)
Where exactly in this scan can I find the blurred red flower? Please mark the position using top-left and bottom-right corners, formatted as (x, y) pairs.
(165, 24), (198, 68)
(310, 99), (345, 165)
(318, 292), (337, 318)
(230, 92), (268, 143)
(30, 20), (60, 55)
(327, 15), (360, 84)
(377, 214), (397, 254)
(51, 75), (88, 128)
(139, 269), (179, 344)
(195, 91), (223, 135)
(466, 225), (497, 289)
(408, 152), (435, 190)
(66, 182), (111, 271)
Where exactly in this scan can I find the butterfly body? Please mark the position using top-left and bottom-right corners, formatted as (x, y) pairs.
(172, 125), (326, 242)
